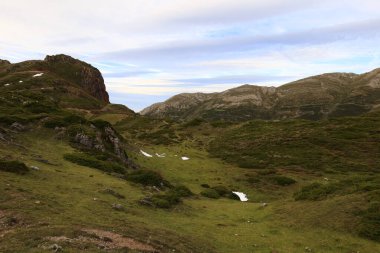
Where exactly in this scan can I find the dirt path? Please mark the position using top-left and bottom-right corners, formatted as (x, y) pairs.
(47, 228), (157, 252)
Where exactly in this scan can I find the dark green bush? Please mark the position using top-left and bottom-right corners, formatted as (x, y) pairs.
(182, 118), (204, 127)
(63, 153), (126, 174)
(201, 188), (220, 199)
(257, 169), (277, 175)
(227, 192), (241, 200)
(0, 116), (29, 125)
(126, 170), (168, 187)
(23, 102), (56, 113)
(270, 176), (297, 186)
(294, 182), (338, 201)
(44, 118), (68, 128)
(150, 197), (171, 208)
(91, 119), (111, 129)
(142, 185), (192, 209)
(212, 185), (230, 196)
(64, 115), (88, 124)
(44, 114), (89, 130)
(171, 185), (193, 197)
(0, 160), (29, 174)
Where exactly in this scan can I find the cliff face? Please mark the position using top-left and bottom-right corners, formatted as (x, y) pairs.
(44, 54), (110, 103)
(141, 69), (380, 121)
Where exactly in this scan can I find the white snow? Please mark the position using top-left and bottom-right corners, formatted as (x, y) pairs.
(156, 153), (166, 158)
(140, 150), (153, 157)
(181, 157), (190, 160)
(4, 83), (10, 86)
(19, 80), (23, 83)
(32, 73), (44, 77)
(232, 191), (248, 202)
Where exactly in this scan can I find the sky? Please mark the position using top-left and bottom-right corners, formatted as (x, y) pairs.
(1, 0), (380, 111)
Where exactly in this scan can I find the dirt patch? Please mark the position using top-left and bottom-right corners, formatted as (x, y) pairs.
(47, 228), (157, 252)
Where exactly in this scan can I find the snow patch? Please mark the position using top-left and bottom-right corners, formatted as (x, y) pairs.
(140, 150), (153, 157)
(33, 73), (44, 77)
(156, 153), (166, 158)
(181, 157), (190, 161)
(232, 191), (248, 202)
(19, 80), (23, 83)
(4, 83), (10, 87)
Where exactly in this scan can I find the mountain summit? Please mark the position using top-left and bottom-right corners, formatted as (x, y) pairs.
(0, 54), (109, 105)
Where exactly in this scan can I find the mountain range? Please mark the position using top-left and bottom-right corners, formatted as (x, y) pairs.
(142, 70), (380, 121)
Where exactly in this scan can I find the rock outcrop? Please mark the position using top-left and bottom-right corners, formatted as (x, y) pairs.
(44, 54), (110, 103)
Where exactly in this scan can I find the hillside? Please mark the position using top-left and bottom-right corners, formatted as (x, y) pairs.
(0, 55), (379, 253)
(141, 70), (380, 121)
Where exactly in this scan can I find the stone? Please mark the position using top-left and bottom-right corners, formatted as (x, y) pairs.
(111, 203), (125, 211)
(48, 244), (62, 252)
(10, 122), (25, 131)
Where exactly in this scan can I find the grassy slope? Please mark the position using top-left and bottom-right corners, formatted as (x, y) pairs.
(1, 111), (380, 252)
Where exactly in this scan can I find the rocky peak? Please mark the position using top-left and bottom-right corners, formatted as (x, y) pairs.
(0, 59), (11, 66)
(0, 60), (11, 72)
(44, 54), (110, 103)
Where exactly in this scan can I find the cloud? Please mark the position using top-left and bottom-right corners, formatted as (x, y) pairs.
(1, 1), (380, 111)
(99, 18), (380, 64)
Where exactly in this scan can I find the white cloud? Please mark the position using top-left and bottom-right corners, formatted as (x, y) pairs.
(1, 0), (380, 111)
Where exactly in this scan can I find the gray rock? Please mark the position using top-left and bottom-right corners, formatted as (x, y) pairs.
(111, 203), (125, 211)
(48, 244), (62, 252)
(10, 122), (25, 131)
(31, 166), (40, 171)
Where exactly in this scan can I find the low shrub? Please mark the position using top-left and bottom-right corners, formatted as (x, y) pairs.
(43, 115), (94, 136)
(227, 192), (241, 200)
(64, 115), (88, 124)
(0, 116), (29, 125)
(0, 160), (29, 174)
(63, 153), (126, 174)
(91, 119), (111, 129)
(182, 118), (204, 127)
(126, 170), (168, 187)
(270, 176), (297, 186)
(171, 185), (193, 197)
(212, 185), (230, 196)
(150, 197), (171, 208)
(294, 182), (338, 201)
(201, 183), (210, 188)
(44, 118), (68, 128)
(257, 169), (277, 175)
(201, 188), (220, 199)
(23, 102), (56, 113)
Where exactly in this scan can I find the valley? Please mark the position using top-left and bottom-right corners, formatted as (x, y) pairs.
(0, 55), (379, 253)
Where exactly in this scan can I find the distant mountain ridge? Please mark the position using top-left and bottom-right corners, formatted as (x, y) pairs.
(141, 69), (380, 121)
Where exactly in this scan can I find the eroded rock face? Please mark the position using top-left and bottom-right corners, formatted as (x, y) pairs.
(44, 54), (110, 103)
(74, 133), (105, 152)
(104, 127), (128, 164)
